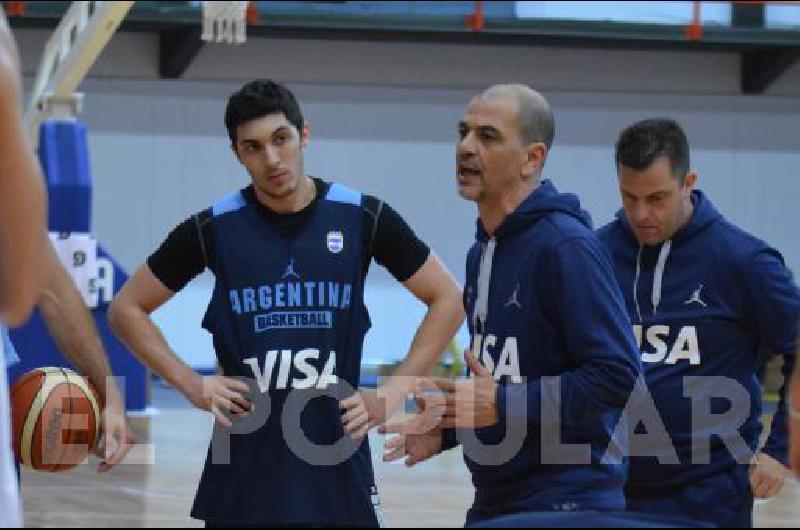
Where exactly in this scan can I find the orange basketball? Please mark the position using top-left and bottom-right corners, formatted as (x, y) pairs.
(10, 367), (102, 472)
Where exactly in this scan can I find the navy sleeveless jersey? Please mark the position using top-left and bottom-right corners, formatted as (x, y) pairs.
(190, 183), (382, 527)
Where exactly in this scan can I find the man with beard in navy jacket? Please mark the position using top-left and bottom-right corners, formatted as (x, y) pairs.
(382, 84), (642, 526)
(597, 118), (799, 528)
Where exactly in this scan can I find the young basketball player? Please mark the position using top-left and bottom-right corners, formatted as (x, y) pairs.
(109, 79), (464, 526)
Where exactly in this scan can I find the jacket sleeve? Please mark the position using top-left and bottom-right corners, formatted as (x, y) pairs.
(739, 247), (800, 464)
(497, 235), (642, 427)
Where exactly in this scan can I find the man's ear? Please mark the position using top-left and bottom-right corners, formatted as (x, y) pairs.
(521, 142), (547, 179)
(683, 171), (698, 192)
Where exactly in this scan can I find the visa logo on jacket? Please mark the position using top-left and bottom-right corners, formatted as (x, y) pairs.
(634, 325), (700, 365)
(473, 334), (522, 382)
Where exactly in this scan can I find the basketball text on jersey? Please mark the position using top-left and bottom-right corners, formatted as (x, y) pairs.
(633, 325), (700, 365)
(228, 280), (353, 333)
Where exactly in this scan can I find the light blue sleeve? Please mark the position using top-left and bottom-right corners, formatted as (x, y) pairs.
(2, 326), (19, 368)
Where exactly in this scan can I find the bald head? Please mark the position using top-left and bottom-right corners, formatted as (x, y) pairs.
(478, 84), (555, 150)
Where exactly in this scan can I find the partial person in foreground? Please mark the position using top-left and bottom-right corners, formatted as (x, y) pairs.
(0, 5), (49, 528)
(4, 241), (136, 473)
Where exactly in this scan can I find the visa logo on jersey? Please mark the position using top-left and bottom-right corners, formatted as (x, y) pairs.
(633, 325), (701, 365)
(244, 349), (338, 392)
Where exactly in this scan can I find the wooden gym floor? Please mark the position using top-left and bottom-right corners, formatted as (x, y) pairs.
(17, 382), (800, 527)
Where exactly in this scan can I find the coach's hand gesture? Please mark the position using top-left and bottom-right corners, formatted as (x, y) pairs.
(380, 379), (446, 466)
(431, 352), (498, 429)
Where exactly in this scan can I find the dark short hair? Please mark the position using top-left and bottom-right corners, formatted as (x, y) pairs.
(224, 79), (304, 144)
(615, 118), (690, 182)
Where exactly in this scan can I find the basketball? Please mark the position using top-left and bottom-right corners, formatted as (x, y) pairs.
(10, 367), (102, 472)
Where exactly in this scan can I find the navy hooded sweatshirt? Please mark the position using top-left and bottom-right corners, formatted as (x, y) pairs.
(597, 190), (799, 490)
(458, 180), (641, 515)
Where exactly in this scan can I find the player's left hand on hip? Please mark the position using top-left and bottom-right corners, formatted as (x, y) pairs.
(750, 452), (788, 499)
(433, 352), (498, 429)
(340, 389), (386, 440)
(95, 394), (137, 473)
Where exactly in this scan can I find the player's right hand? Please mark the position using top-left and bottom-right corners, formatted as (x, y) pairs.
(190, 375), (253, 428)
